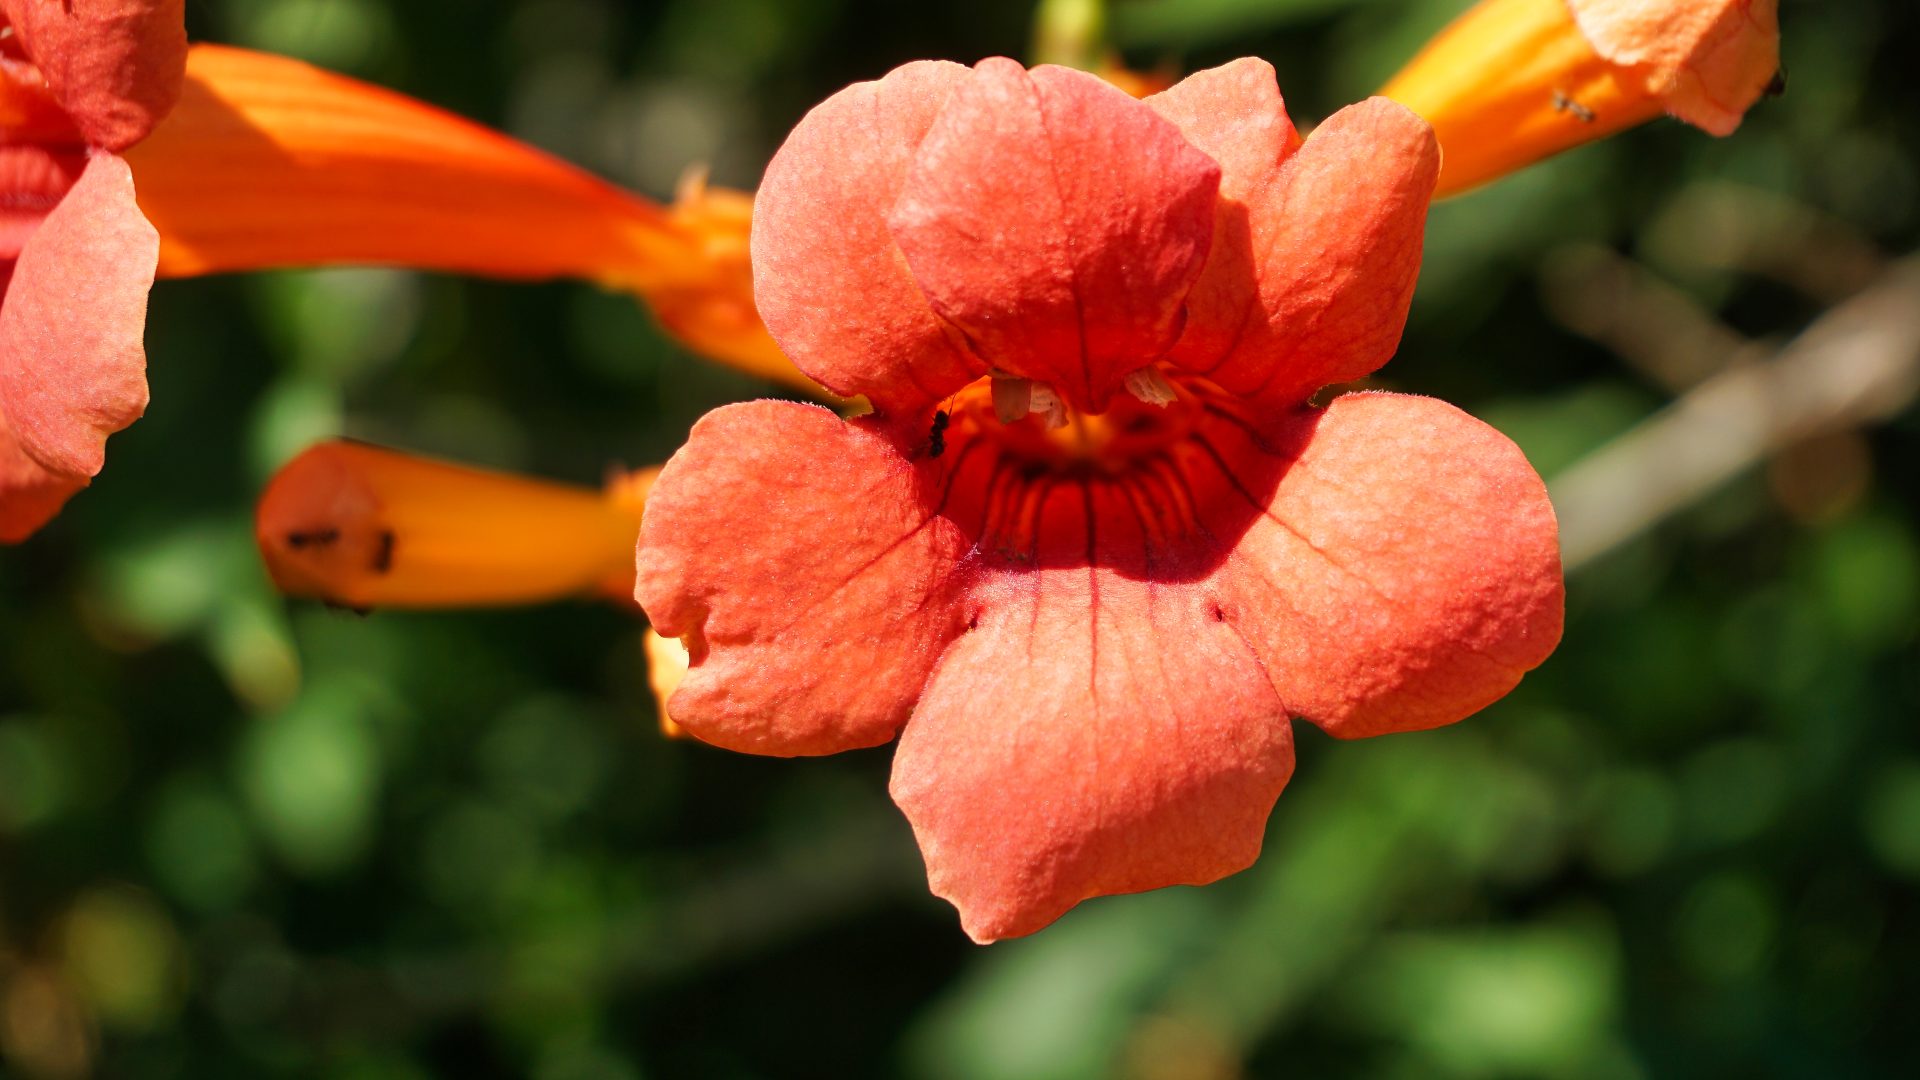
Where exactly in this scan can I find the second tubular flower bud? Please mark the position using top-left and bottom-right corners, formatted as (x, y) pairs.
(1381, 0), (1780, 197)
(255, 440), (698, 738)
(255, 440), (651, 611)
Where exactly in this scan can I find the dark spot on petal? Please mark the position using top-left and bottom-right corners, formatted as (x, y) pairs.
(371, 529), (396, 574)
(285, 526), (339, 550)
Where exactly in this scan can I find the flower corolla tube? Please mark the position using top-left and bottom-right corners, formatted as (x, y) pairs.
(1383, 0), (1781, 195)
(635, 57), (1566, 942)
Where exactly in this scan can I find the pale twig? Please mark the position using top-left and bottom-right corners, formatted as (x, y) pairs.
(1551, 254), (1920, 570)
(1642, 181), (1886, 303)
(1540, 243), (1758, 392)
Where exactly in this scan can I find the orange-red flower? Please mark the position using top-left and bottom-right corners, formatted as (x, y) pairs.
(636, 58), (1565, 941)
(1383, 0), (1781, 195)
(0, 0), (182, 540)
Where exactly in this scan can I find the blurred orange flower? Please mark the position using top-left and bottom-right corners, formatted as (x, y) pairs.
(1383, 0), (1781, 195)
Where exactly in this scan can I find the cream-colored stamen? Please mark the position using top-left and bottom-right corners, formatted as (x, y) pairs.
(1029, 383), (1069, 429)
(1124, 366), (1179, 407)
(992, 375), (1033, 423)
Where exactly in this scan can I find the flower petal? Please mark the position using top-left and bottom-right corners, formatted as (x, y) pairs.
(0, 414), (85, 542)
(1209, 392), (1563, 740)
(750, 59), (980, 413)
(1570, 0), (1779, 136)
(1146, 57), (1301, 378)
(0, 144), (86, 267)
(634, 401), (973, 756)
(888, 60), (1219, 414)
(1147, 58), (1300, 190)
(0, 152), (155, 482)
(1177, 98), (1438, 410)
(892, 568), (1294, 943)
(0, 0), (186, 151)
(0, 51), (86, 147)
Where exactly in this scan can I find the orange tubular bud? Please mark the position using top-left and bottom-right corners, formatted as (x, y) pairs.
(124, 45), (814, 392)
(1381, 0), (1779, 197)
(255, 440), (651, 611)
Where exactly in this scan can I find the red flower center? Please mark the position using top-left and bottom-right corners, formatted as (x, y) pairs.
(924, 368), (1285, 578)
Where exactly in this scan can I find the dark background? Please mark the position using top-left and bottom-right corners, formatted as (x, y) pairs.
(3, 0), (1917, 1075)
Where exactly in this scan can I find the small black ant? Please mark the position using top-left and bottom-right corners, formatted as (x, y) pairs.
(1552, 89), (1596, 123)
(371, 529), (396, 574)
(1764, 68), (1787, 98)
(928, 409), (950, 458)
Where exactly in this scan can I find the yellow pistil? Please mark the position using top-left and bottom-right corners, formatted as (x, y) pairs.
(255, 440), (650, 611)
(643, 629), (692, 739)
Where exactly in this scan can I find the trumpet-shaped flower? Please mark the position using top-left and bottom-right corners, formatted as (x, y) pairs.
(1383, 0), (1781, 195)
(0, 0), (181, 540)
(636, 58), (1565, 941)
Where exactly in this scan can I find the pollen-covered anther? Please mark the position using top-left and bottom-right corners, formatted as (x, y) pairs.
(1027, 383), (1069, 430)
(1123, 366), (1179, 407)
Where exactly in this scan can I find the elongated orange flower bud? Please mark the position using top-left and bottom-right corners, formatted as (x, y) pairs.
(1382, 0), (1779, 196)
(123, 45), (809, 391)
(255, 439), (651, 611)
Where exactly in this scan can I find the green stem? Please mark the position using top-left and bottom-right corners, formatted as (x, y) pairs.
(1030, 0), (1108, 71)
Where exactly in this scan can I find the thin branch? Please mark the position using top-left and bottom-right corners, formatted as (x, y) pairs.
(1551, 254), (1920, 570)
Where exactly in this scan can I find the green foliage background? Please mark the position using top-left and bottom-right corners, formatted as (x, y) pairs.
(3, 0), (1917, 1075)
